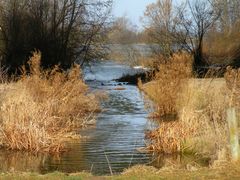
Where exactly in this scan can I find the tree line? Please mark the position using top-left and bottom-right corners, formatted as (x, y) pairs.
(107, 0), (240, 74)
(4, 0), (238, 74)
(0, 0), (112, 74)
(142, 0), (240, 73)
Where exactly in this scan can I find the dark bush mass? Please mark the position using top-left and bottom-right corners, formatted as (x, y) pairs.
(0, 0), (112, 73)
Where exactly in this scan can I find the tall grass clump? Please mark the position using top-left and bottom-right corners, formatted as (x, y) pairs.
(0, 52), (99, 153)
(176, 68), (240, 157)
(140, 53), (192, 117)
(225, 67), (240, 107)
(177, 79), (228, 156)
(146, 77), (230, 158)
(142, 53), (240, 160)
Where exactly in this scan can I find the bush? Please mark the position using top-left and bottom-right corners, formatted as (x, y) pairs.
(0, 52), (99, 153)
(145, 77), (229, 157)
(0, 0), (111, 73)
(142, 53), (235, 159)
(140, 53), (192, 117)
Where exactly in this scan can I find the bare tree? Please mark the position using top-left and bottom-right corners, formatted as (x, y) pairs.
(108, 16), (138, 44)
(143, 0), (220, 73)
(212, 0), (240, 67)
(143, 0), (179, 57)
(178, 0), (220, 71)
(212, 0), (240, 32)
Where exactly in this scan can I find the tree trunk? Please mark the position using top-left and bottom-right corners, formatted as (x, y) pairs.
(193, 38), (207, 77)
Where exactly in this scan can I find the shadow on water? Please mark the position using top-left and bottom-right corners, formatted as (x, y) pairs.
(0, 61), (207, 175)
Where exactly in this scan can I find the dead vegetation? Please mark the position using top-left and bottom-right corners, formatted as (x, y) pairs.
(0, 52), (99, 153)
(141, 53), (240, 160)
(139, 53), (192, 117)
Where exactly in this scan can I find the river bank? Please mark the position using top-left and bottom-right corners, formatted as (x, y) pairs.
(0, 54), (238, 178)
(0, 52), (99, 153)
(138, 53), (240, 169)
(2, 162), (240, 179)
(0, 59), (158, 175)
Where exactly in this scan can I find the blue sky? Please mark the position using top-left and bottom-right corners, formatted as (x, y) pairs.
(113, 0), (156, 28)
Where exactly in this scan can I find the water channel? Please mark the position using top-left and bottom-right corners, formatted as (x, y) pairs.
(0, 60), (209, 175)
(42, 61), (156, 174)
(0, 61), (158, 175)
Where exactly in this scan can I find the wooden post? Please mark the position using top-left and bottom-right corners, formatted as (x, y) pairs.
(227, 108), (240, 161)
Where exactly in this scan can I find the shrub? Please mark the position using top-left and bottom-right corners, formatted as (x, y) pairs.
(141, 53), (192, 117)
(0, 52), (99, 153)
(143, 53), (237, 159)
(146, 77), (229, 157)
(177, 78), (228, 156)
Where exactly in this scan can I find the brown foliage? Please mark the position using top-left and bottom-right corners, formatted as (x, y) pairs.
(143, 54), (233, 156)
(0, 52), (99, 153)
(146, 121), (196, 154)
(141, 53), (192, 117)
(146, 77), (229, 156)
(225, 66), (240, 107)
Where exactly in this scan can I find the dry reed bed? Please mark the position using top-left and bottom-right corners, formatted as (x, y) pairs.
(142, 53), (239, 160)
(0, 52), (99, 153)
(176, 78), (228, 156)
(139, 53), (192, 117)
(203, 31), (240, 65)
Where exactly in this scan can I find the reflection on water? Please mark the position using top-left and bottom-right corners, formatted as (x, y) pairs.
(0, 151), (46, 172)
(0, 150), (209, 174)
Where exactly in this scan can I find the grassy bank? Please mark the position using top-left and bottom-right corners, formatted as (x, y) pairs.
(0, 52), (99, 153)
(140, 53), (239, 161)
(1, 162), (240, 179)
(139, 53), (192, 118)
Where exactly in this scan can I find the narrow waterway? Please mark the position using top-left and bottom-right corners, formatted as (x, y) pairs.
(40, 61), (155, 175)
(0, 61), (156, 175)
(0, 61), (208, 175)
